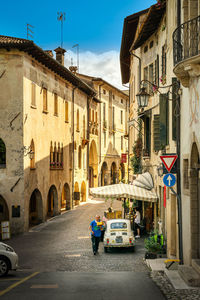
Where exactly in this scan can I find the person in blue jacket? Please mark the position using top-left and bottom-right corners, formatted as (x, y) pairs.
(89, 214), (103, 255)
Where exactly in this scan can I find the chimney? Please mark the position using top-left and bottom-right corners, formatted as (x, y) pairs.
(54, 47), (66, 65)
(44, 50), (53, 57)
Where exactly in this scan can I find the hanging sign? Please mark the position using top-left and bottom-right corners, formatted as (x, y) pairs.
(160, 155), (178, 172)
(121, 153), (127, 163)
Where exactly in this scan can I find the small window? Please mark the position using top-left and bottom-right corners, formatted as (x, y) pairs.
(112, 94), (115, 100)
(30, 139), (35, 169)
(150, 41), (154, 48)
(43, 88), (48, 112)
(92, 110), (94, 123)
(31, 82), (36, 107)
(78, 145), (82, 169)
(0, 139), (6, 168)
(121, 136), (123, 150)
(121, 111), (123, 124)
(144, 45), (148, 53)
(121, 99), (123, 104)
(103, 89), (106, 95)
(104, 131), (106, 148)
(54, 93), (58, 116)
(77, 109), (80, 131)
(183, 159), (189, 190)
(65, 101), (69, 122)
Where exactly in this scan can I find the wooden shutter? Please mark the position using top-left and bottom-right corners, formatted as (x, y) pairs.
(159, 94), (169, 147)
(172, 78), (177, 141)
(153, 114), (160, 151)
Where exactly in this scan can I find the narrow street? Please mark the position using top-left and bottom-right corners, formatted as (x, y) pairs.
(0, 199), (166, 299)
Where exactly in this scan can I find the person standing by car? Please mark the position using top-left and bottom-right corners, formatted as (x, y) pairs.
(134, 208), (141, 238)
(89, 215), (103, 255)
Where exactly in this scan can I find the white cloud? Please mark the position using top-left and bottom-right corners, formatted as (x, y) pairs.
(64, 50), (125, 90)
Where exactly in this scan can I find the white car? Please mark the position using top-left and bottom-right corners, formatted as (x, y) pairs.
(104, 219), (135, 252)
(0, 242), (18, 276)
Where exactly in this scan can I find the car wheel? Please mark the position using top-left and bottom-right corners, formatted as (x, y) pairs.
(0, 257), (9, 277)
(104, 247), (108, 253)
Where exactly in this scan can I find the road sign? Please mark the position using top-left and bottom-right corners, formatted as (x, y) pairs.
(163, 173), (176, 187)
(160, 155), (178, 172)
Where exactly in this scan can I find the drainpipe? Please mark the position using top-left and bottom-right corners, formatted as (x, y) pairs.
(72, 86), (77, 209)
(129, 51), (141, 89)
(177, 0), (183, 265)
(98, 83), (104, 186)
(87, 96), (90, 184)
(123, 83), (130, 183)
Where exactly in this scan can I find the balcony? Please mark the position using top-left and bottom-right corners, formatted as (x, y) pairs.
(173, 15), (200, 87)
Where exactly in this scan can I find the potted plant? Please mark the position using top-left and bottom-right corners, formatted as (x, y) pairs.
(144, 232), (166, 259)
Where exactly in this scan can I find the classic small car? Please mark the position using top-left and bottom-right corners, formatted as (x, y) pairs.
(103, 219), (134, 252)
(0, 242), (18, 276)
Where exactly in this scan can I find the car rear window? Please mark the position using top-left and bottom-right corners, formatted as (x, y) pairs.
(110, 222), (127, 229)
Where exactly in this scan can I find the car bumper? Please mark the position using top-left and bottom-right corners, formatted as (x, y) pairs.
(9, 252), (19, 270)
(104, 243), (134, 248)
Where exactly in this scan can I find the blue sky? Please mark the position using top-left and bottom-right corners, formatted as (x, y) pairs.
(1, 0), (156, 87)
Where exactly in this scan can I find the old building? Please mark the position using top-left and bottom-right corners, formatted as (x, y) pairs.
(173, 0), (200, 277)
(0, 36), (97, 234)
(120, 0), (182, 258)
(77, 74), (129, 187)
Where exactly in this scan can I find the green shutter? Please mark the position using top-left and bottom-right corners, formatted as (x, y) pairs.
(172, 78), (177, 141)
(159, 94), (168, 147)
(153, 114), (160, 151)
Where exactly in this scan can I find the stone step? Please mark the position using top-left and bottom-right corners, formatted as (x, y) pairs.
(178, 265), (200, 287)
(192, 259), (200, 275)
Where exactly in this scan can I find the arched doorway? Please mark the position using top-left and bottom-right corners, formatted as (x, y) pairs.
(74, 182), (80, 206)
(111, 162), (117, 184)
(190, 142), (200, 259)
(89, 140), (98, 187)
(29, 189), (43, 227)
(47, 185), (58, 218)
(0, 195), (9, 222)
(101, 162), (108, 186)
(61, 183), (71, 211)
(81, 181), (86, 202)
(120, 163), (125, 183)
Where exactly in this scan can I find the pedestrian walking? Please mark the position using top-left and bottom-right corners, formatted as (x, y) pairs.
(134, 207), (141, 238)
(89, 214), (103, 255)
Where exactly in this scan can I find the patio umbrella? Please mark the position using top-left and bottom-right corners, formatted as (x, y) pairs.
(90, 183), (158, 202)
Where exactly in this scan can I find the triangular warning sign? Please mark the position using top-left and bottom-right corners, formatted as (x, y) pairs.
(160, 155), (178, 172)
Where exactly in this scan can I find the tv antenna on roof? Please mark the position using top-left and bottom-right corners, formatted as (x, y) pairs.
(57, 12), (66, 48)
(27, 24), (34, 40)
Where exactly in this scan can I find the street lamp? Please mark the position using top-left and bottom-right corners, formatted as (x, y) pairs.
(157, 163), (164, 177)
(136, 87), (150, 108)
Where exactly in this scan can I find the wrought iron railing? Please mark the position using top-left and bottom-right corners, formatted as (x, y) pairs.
(173, 15), (200, 66)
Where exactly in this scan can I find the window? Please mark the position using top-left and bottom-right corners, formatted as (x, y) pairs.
(83, 115), (86, 139)
(104, 131), (106, 148)
(121, 136), (123, 150)
(172, 78), (177, 141)
(103, 89), (106, 95)
(113, 133), (115, 149)
(78, 145), (82, 169)
(112, 107), (115, 129)
(162, 44), (167, 81)
(92, 110), (94, 123)
(150, 41), (154, 48)
(149, 64), (154, 94)
(77, 109), (79, 131)
(54, 93), (58, 116)
(89, 108), (91, 122)
(144, 66), (148, 93)
(144, 45), (148, 53)
(103, 103), (106, 123)
(30, 139), (35, 169)
(154, 55), (159, 87)
(0, 139), (6, 168)
(121, 110), (123, 124)
(50, 142), (63, 169)
(43, 88), (48, 112)
(112, 94), (115, 100)
(121, 99), (123, 104)
(95, 111), (98, 124)
(31, 82), (36, 107)
(183, 159), (189, 190)
(65, 101), (69, 122)
(110, 222), (127, 229)
(83, 153), (86, 170)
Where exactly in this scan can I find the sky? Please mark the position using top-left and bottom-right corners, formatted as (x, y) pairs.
(0, 0), (155, 89)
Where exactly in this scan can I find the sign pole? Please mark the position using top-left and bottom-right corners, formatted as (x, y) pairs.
(170, 187), (183, 265)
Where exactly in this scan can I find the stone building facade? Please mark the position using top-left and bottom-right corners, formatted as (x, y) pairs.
(77, 74), (129, 187)
(0, 36), (97, 234)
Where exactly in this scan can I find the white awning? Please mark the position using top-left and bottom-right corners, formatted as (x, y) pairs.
(90, 183), (158, 202)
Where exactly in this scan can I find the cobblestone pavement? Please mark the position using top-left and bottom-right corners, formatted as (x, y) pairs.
(151, 270), (200, 300)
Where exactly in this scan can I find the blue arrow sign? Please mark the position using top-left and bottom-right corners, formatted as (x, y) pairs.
(163, 173), (176, 187)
